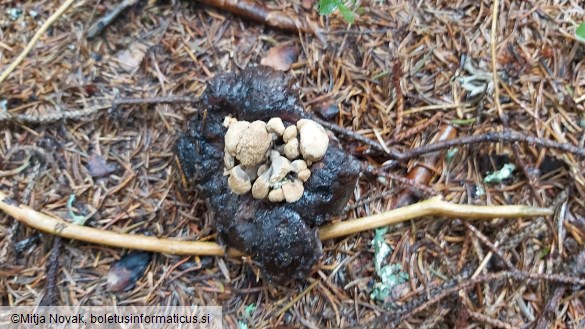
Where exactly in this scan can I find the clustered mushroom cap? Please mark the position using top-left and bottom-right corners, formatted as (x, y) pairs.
(266, 117), (285, 136)
(223, 116), (329, 203)
(236, 121), (272, 167)
(297, 119), (329, 162)
(224, 121), (250, 154)
(228, 165), (251, 195)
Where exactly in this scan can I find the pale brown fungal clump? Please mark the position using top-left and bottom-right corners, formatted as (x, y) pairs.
(223, 116), (329, 203)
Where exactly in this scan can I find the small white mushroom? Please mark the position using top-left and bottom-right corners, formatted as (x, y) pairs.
(290, 159), (307, 173)
(236, 121), (272, 167)
(223, 116), (237, 128)
(266, 117), (285, 136)
(283, 125), (298, 143)
(257, 163), (270, 176)
(283, 138), (300, 160)
(224, 149), (235, 170)
(268, 188), (285, 202)
(282, 179), (304, 202)
(252, 167), (272, 199)
(297, 119), (329, 162)
(269, 155), (292, 184)
(269, 150), (280, 160)
(298, 168), (311, 182)
(228, 166), (251, 195)
(224, 120), (250, 155)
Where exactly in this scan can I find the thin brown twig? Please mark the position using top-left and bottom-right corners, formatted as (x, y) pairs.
(87, 0), (139, 38)
(393, 131), (585, 160)
(0, 104), (110, 124)
(363, 165), (437, 196)
(464, 222), (515, 271)
(392, 125), (458, 207)
(39, 237), (62, 306)
(468, 311), (515, 329)
(312, 117), (390, 155)
(112, 96), (200, 107)
(389, 112), (443, 145)
(196, 0), (324, 42)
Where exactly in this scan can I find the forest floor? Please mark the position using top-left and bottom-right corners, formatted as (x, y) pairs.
(1, 0), (584, 328)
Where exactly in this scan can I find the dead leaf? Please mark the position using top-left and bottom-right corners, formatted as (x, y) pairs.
(87, 154), (116, 178)
(107, 252), (152, 292)
(260, 43), (299, 71)
(314, 99), (339, 119)
(113, 40), (149, 73)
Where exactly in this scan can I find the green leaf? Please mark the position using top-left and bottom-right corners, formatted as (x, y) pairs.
(576, 22), (585, 43)
(318, 0), (341, 15)
(337, 2), (356, 24)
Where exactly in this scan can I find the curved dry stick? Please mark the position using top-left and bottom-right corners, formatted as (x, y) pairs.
(0, 191), (553, 257)
(318, 197), (552, 240)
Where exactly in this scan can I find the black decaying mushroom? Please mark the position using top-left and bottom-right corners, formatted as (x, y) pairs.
(175, 67), (361, 283)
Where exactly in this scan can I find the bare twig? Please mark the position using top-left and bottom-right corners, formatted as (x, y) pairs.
(0, 96), (199, 124)
(113, 96), (200, 107)
(392, 125), (458, 207)
(389, 112), (444, 145)
(87, 0), (139, 38)
(465, 222), (515, 271)
(0, 104), (110, 124)
(468, 311), (515, 329)
(363, 165), (437, 196)
(39, 237), (62, 306)
(0, 191), (552, 257)
(313, 117), (391, 155)
(0, 0), (76, 84)
(196, 0), (324, 42)
(393, 131), (585, 160)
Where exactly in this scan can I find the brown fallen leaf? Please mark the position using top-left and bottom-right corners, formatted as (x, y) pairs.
(113, 40), (149, 73)
(107, 252), (152, 292)
(260, 43), (299, 71)
(314, 98), (339, 120)
(87, 153), (117, 178)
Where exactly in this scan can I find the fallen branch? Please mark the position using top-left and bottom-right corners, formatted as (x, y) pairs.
(0, 191), (553, 257)
(87, 0), (139, 38)
(393, 131), (585, 159)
